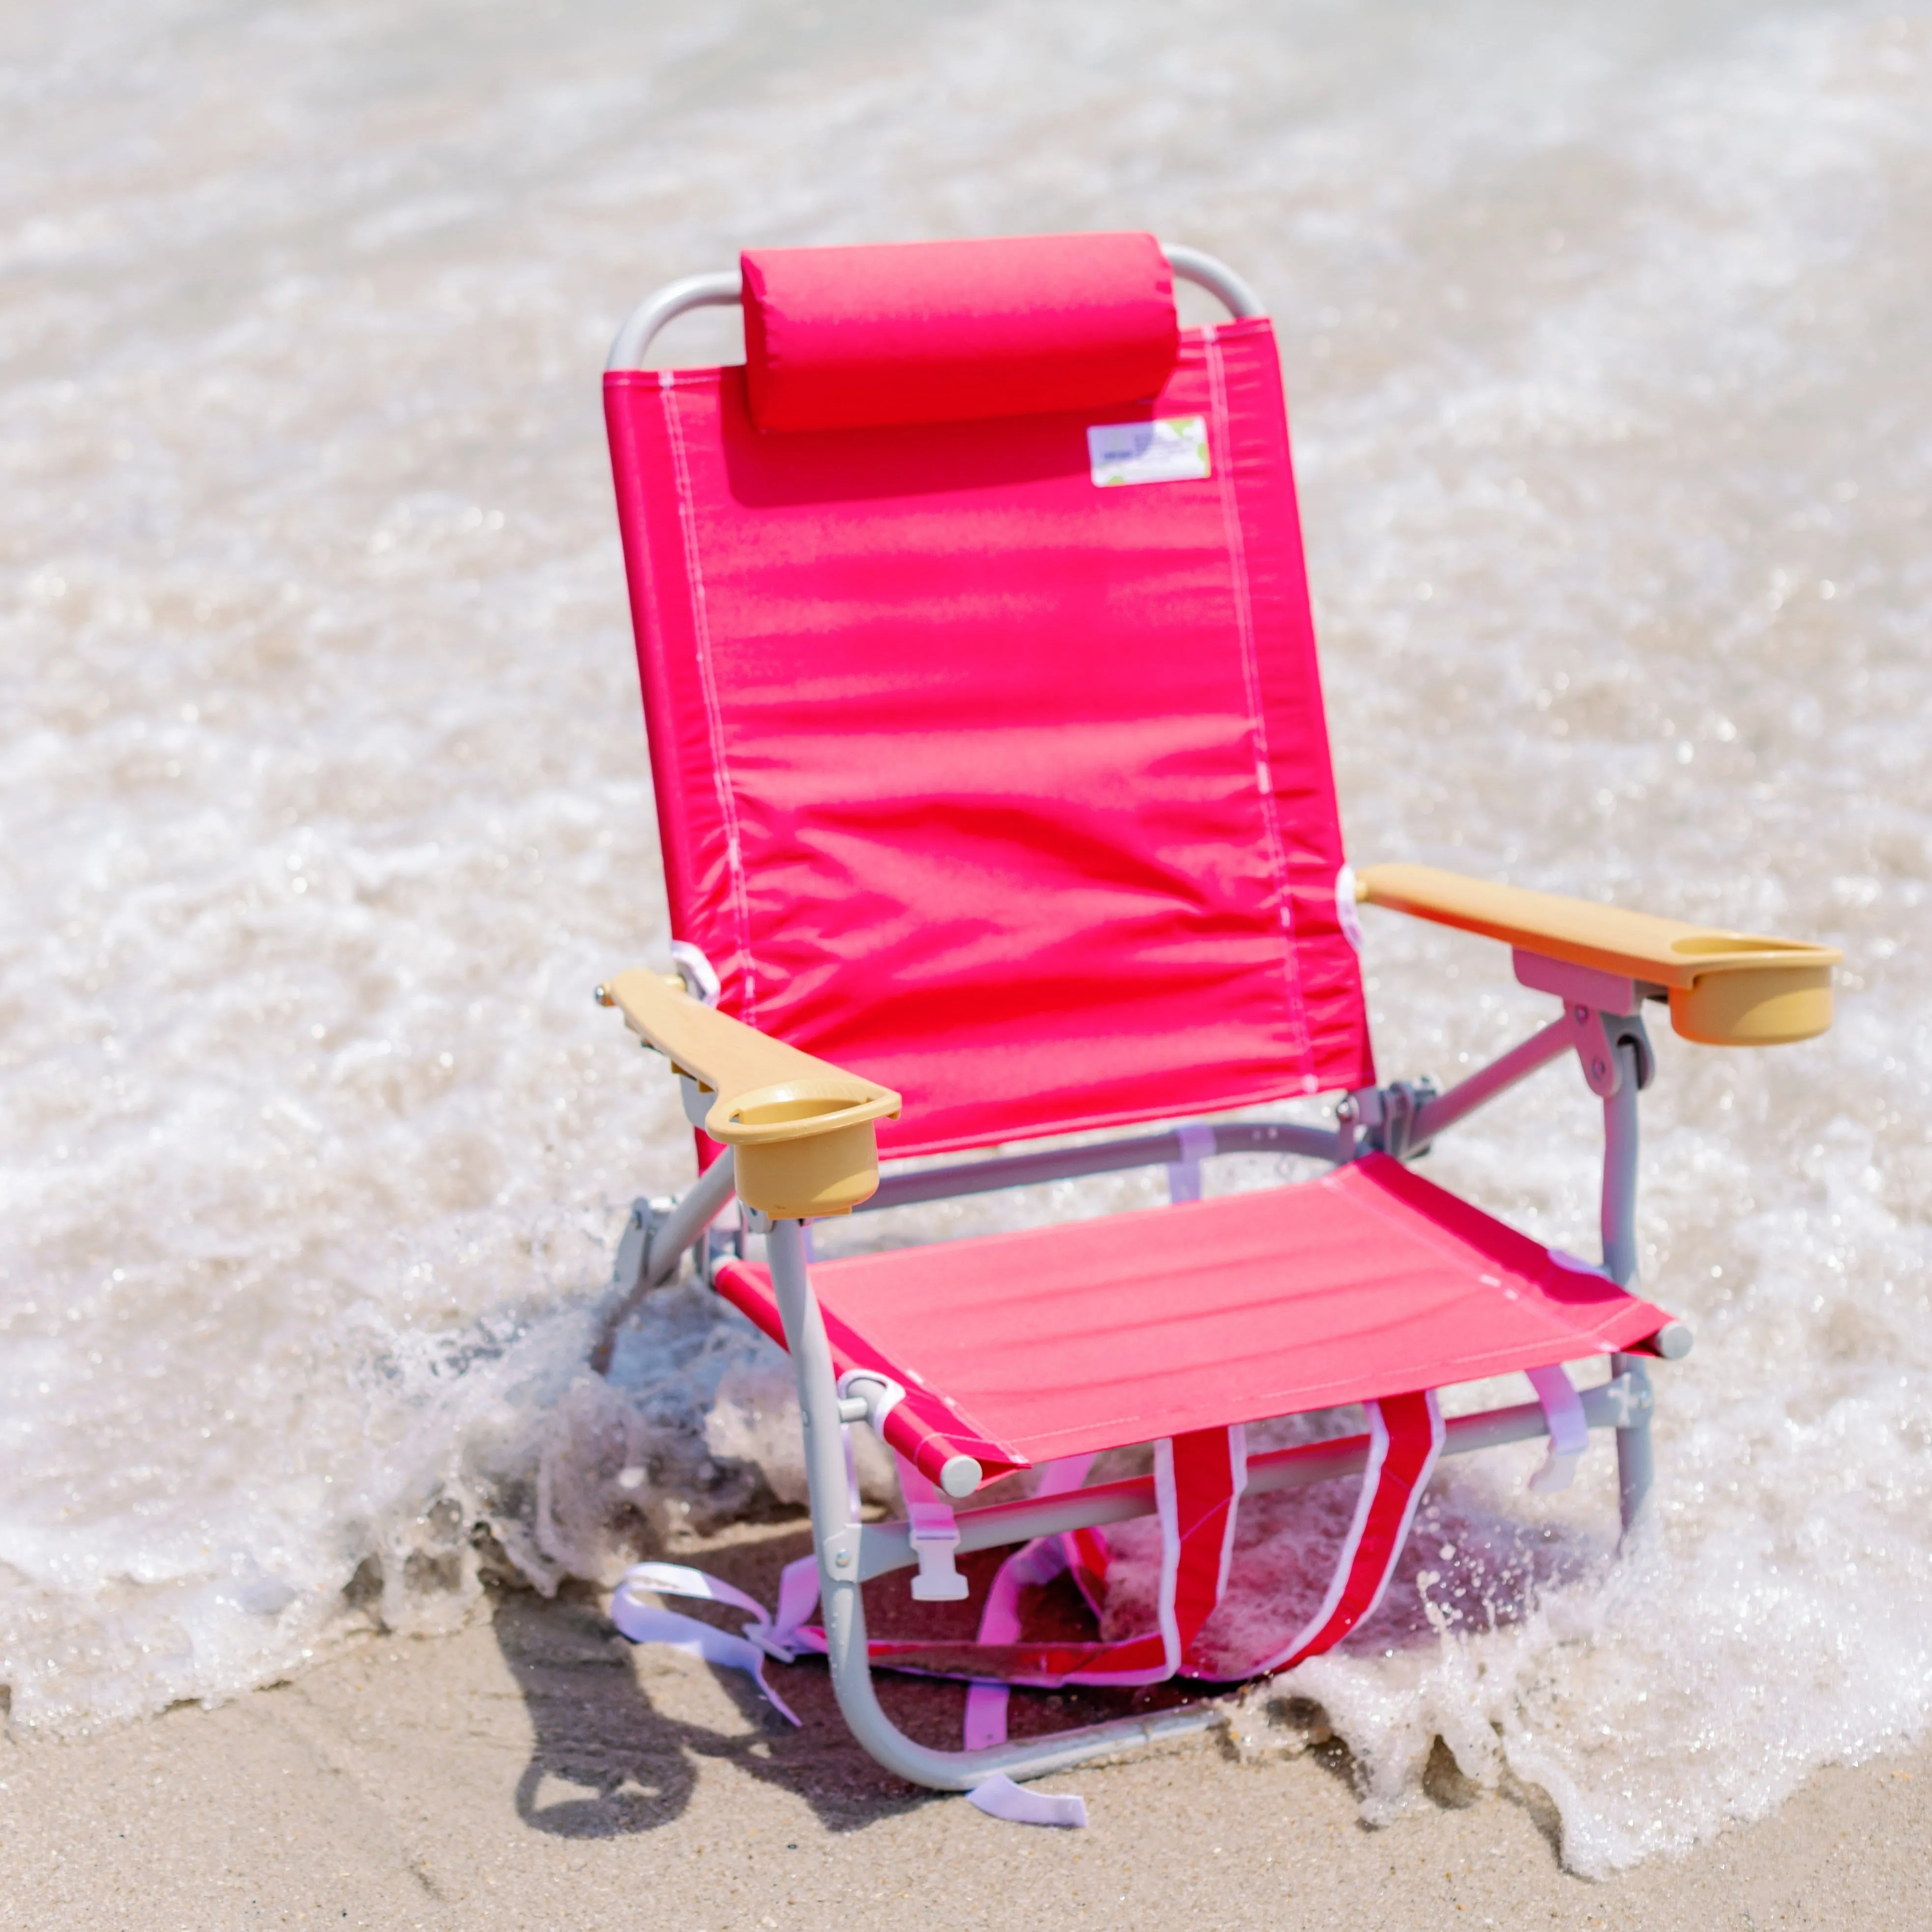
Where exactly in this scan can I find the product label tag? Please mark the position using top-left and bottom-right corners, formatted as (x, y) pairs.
(1086, 416), (1212, 487)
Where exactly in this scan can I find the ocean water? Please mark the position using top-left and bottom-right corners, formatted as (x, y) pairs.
(3, 0), (1930, 1877)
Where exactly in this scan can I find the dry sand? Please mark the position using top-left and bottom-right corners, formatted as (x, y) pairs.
(2, 1519), (1925, 1932)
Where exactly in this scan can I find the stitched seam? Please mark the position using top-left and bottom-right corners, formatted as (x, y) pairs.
(662, 378), (758, 1023)
(1204, 331), (1312, 1073)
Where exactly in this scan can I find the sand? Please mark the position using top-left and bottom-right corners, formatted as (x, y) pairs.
(3, 1523), (1926, 1932)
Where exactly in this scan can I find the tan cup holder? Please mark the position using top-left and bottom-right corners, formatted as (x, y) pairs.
(716, 1081), (899, 1220)
(732, 1118), (884, 1220)
(729, 1093), (875, 1133)
(1671, 961), (1834, 1047)
(1669, 935), (1810, 958)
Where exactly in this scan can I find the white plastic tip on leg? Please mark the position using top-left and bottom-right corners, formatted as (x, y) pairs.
(939, 1454), (983, 1499)
(967, 1773), (1087, 1829)
(1652, 1321), (1694, 1361)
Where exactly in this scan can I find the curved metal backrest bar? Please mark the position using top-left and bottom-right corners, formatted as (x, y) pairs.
(1162, 244), (1264, 320)
(606, 269), (744, 372)
(605, 244), (1264, 372)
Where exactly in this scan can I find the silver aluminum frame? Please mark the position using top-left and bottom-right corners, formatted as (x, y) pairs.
(607, 244), (1265, 373)
(599, 246), (1679, 1795)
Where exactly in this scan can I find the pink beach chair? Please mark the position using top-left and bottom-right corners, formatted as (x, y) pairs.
(591, 232), (1837, 1814)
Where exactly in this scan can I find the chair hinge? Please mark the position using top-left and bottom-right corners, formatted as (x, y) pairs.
(908, 1503), (969, 1602)
(1340, 1078), (1441, 1161)
(1570, 1005), (1655, 1098)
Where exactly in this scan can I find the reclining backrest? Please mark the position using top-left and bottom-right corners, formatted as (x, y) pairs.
(605, 232), (1373, 1160)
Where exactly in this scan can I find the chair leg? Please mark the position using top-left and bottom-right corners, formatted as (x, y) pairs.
(764, 1217), (1219, 1792)
(1598, 1045), (1642, 1290)
(1598, 1045), (1657, 1536)
(1611, 1352), (1655, 1534)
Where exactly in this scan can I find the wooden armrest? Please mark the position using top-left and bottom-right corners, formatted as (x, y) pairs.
(598, 968), (901, 1218)
(1355, 863), (1839, 1046)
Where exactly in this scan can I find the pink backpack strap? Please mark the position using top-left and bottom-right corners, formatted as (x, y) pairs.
(1240, 1389), (1444, 1676)
(612, 1399), (1441, 1733)
(964, 1454), (1098, 1750)
(1164, 1424), (1248, 1661)
(861, 1423), (1249, 1687)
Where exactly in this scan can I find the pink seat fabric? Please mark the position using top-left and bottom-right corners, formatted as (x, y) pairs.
(607, 285), (1372, 1162)
(714, 1153), (1672, 1491)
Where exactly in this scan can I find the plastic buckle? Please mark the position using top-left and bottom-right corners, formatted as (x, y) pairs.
(1526, 1363), (1589, 1493)
(1165, 1121), (1217, 1204)
(908, 1501), (969, 1602)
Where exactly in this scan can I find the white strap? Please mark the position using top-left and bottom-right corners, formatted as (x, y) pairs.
(896, 1452), (968, 1601)
(962, 1454), (1098, 1750)
(962, 1536), (1073, 1748)
(617, 1560), (771, 1626)
(1165, 1122), (1217, 1204)
(960, 1685), (1009, 1753)
(967, 1773), (1088, 1829)
(611, 1563), (804, 1724)
(1335, 865), (1364, 954)
(1526, 1364), (1589, 1494)
(767, 1554), (822, 1654)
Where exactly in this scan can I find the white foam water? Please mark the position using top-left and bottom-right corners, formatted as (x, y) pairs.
(2, 0), (1929, 1877)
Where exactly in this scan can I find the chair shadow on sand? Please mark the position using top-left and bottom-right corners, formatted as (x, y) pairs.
(493, 1520), (935, 1840)
(493, 1458), (1608, 1846)
(493, 1522), (1140, 1839)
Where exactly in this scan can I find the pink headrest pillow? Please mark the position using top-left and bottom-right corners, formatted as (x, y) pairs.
(740, 232), (1180, 434)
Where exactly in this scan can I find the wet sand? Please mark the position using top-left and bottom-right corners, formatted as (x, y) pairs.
(3, 1526), (1926, 1931)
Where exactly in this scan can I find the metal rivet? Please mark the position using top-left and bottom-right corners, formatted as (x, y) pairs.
(834, 1548), (852, 1569)
(1591, 1057), (1607, 1079)
(1573, 1004), (1589, 1023)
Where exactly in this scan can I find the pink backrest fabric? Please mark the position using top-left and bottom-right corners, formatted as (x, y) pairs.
(741, 233), (1179, 433)
(607, 254), (1374, 1160)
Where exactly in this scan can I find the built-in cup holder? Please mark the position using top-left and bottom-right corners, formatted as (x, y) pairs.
(717, 1080), (900, 1215)
(1670, 960), (1834, 1045)
(1669, 935), (1815, 958)
(732, 1113), (887, 1218)
(730, 1092), (874, 1131)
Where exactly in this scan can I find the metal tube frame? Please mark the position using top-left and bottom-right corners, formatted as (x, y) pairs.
(587, 1150), (738, 1373)
(1409, 1013), (1574, 1146)
(607, 244), (1265, 373)
(852, 1372), (1650, 1584)
(598, 994), (1606, 1295)
(598, 242), (1674, 1787)
(1602, 1039), (1655, 1529)
(769, 1208), (1654, 1792)
(603, 993), (1664, 1785)
(861, 1118), (1340, 1214)
(767, 1217), (1223, 1790)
